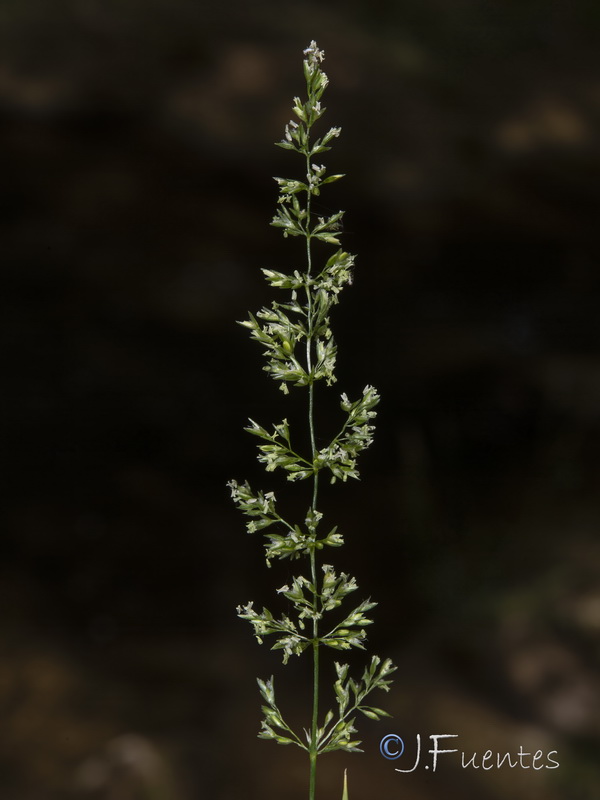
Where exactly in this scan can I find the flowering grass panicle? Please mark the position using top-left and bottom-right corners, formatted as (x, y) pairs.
(229, 41), (396, 800)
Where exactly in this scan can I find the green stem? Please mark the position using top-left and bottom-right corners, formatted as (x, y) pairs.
(305, 147), (321, 800)
(309, 632), (319, 800)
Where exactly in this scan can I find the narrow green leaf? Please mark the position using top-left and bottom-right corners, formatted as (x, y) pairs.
(342, 769), (349, 800)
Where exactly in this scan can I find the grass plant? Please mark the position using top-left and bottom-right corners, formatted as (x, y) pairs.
(228, 41), (395, 800)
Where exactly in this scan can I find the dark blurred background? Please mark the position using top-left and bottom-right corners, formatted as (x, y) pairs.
(2, 1), (600, 798)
